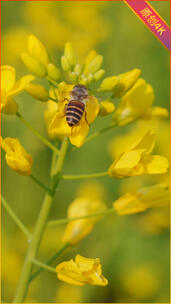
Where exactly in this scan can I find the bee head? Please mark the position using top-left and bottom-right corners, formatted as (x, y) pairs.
(71, 84), (88, 100)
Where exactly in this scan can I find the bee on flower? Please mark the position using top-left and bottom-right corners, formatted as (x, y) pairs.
(48, 83), (99, 147)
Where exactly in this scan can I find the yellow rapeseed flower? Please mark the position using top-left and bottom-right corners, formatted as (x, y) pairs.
(1, 137), (32, 176)
(62, 197), (106, 245)
(48, 83), (99, 147)
(113, 78), (155, 126)
(113, 183), (169, 215)
(108, 131), (169, 178)
(56, 255), (108, 286)
(108, 120), (170, 161)
(1, 65), (34, 114)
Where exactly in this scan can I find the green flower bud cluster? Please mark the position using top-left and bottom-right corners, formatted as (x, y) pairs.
(61, 44), (105, 86)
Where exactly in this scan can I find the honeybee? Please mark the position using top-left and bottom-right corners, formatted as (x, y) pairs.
(65, 84), (89, 127)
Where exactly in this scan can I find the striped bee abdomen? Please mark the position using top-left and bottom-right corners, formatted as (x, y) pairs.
(66, 100), (85, 127)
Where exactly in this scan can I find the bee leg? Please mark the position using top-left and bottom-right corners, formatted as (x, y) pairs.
(71, 126), (75, 137)
(61, 98), (69, 103)
(85, 111), (89, 126)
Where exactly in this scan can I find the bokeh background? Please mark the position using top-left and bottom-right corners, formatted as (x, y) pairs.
(1, 1), (170, 303)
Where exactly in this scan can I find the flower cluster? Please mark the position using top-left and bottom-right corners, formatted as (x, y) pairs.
(1, 33), (169, 302)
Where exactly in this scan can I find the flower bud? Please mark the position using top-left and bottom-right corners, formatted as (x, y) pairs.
(98, 76), (118, 91)
(87, 74), (93, 83)
(64, 42), (76, 66)
(98, 100), (115, 116)
(61, 56), (70, 71)
(68, 71), (77, 83)
(94, 69), (105, 81)
(20, 52), (46, 77)
(25, 83), (50, 102)
(47, 63), (60, 81)
(113, 68), (141, 97)
(28, 35), (50, 66)
(84, 50), (97, 67)
(84, 55), (103, 76)
(79, 76), (88, 86)
(74, 64), (82, 75)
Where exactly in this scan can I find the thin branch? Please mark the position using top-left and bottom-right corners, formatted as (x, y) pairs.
(16, 112), (59, 155)
(30, 174), (52, 193)
(62, 171), (108, 180)
(32, 258), (56, 273)
(1, 196), (32, 239)
(29, 243), (69, 282)
(47, 208), (115, 226)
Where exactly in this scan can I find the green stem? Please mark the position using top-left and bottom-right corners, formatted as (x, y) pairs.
(46, 76), (58, 87)
(29, 243), (69, 282)
(16, 112), (59, 155)
(1, 196), (32, 239)
(48, 208), (115, 226)
(32, 258), (56, 274)
(85, 122), (116, 144)
(13, 138), (68, 303)
(62, 171), (108, 180)
(30, 174), (51, 193)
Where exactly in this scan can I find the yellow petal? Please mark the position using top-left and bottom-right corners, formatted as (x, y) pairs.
(98, 101), (115, 116)
(28, 35), (50, 66)
(113, 68), (141, 97)
(85, 96), (99, 124)
(57, 82), (74, 103)
(115, 149), (144, 170)
(49, 111), (71, 136)
(123, 78), (155, 113)
(57, 273), (85, 286)
(69, 117), (89, 148)
(1, 97), (18, 115)
(131, 130), (155, 155)
(1, 65), (16, 94)
(143, 106), (169, 119)
(113, 193), (147, 215)
(108, 149), (145, 177)
(142, 155), (169, 174)
(9, 75), (35, 97)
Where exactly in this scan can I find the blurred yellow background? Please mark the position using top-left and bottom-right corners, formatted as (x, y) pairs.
(1, 1), (170, 303)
